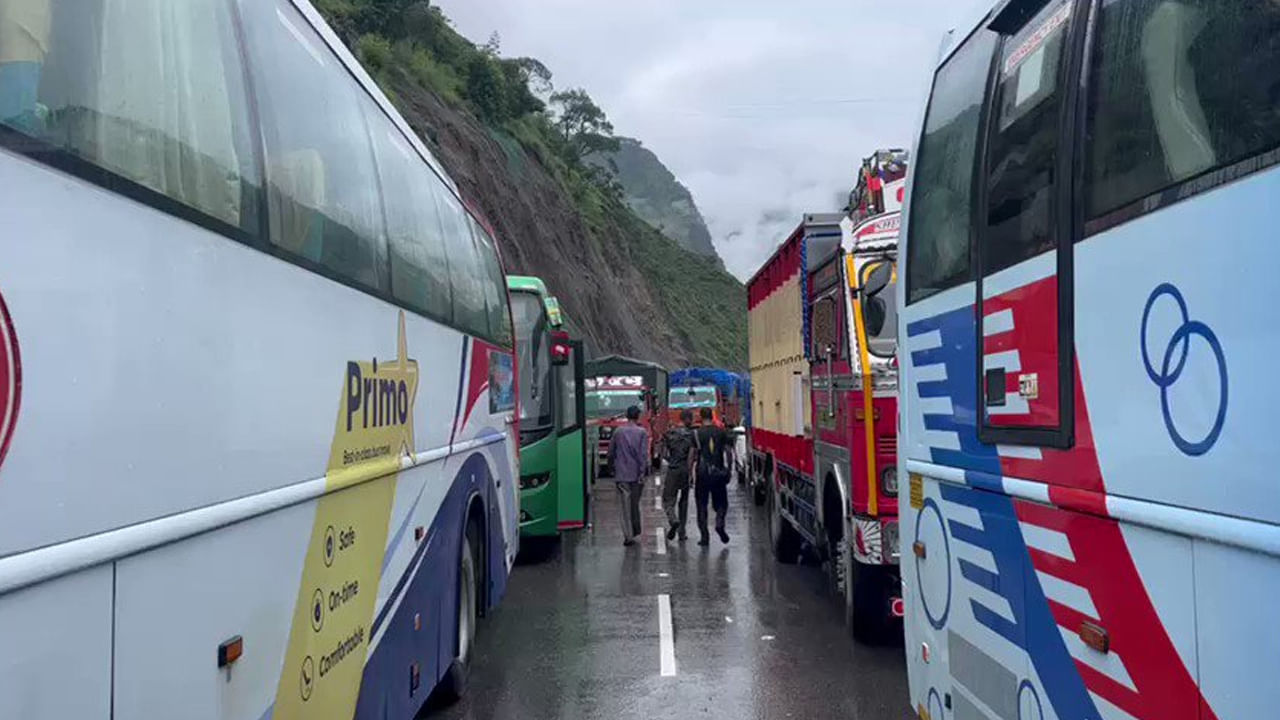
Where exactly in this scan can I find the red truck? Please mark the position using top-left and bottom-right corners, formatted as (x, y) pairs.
(584, 355), (669, 477)
(748, 154), (903, 642)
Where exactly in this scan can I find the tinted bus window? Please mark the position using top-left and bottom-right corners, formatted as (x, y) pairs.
(983, 0), (1072, 274)
(0, 0), (259, 231)
(435, 193), (489, 337)
(512, 291), (553, 430)
(366, 109), (453, 322)
(470, 220), (514, 347)
(1085, 0), (1280, 220)
(906, 29), (998, 303)
(237, 0), (389, 292)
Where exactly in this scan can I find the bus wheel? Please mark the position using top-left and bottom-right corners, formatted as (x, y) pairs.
(438, 520), (480, 702)
(768, 485), (800, 564)
(850, 563), (894, 644)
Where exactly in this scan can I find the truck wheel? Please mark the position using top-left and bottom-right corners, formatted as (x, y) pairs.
(768, 485), (801, 564)
(437, 520), (481, 702)
(842, 540), (857, 633)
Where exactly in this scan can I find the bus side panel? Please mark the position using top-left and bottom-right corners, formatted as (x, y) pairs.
(0, 152), (461, 557)
(113, 501), (312, 720)
(1075, 167), (1280, 526)
(0, 566), (112, 719)
(354, 451), (494, 720)
(1194, 540), (1280, 718)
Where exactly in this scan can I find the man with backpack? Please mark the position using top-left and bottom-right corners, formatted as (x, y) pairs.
(693, 407), (731, 545)
(661, 409), (697, 541)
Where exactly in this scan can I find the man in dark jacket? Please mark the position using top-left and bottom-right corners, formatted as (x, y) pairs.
(607, 405), (650, 546)
(693, 407), (731, 545)
(662, 409), (697, 541)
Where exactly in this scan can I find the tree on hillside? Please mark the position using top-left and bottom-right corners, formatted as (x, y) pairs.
(550, 89), (620, 161)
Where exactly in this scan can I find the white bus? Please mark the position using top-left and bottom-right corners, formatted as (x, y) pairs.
(900, 1), (1280, 718)
(0, 0), (520, 717)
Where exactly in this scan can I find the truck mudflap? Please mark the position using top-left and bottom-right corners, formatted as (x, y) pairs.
(851, 515), (899, 566)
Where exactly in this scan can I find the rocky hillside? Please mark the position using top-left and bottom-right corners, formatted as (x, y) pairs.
(594, 137), (719, 261)
(316, 0), (745, 370)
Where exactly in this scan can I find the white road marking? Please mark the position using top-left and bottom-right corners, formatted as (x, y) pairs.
(657, 572), (670, 578)
(658, 594), (677, 676)
(655, 527), (666, 554)
(655, 492), (663, 510)
(725, 616), (734, 624)
(761, 635), (775, 641)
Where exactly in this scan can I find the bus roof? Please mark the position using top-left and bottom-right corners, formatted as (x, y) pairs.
(506, 275), (549, 297)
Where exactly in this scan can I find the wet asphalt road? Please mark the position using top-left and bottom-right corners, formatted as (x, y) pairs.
(430, 473), (913, 720)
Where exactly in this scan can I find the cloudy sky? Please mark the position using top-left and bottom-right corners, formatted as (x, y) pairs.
(437, 0), (988, 281)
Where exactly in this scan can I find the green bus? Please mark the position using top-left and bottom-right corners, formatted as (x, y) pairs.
(507, 276), (588, 538)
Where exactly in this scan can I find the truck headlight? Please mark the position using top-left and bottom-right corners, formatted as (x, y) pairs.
(880, 465), (899, 495)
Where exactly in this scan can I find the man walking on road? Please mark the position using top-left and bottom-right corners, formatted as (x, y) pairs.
(607, 405), (649, 546)
(694, 407), (732, 546)
(662, 409), (697, 541)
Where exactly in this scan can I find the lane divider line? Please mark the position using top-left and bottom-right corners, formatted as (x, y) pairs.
(655, 527), (666, 555)
(658, 594), (677, 677)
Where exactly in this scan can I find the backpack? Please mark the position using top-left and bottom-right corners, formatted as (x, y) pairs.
(664, 427), (695, 469)
(695, 427), (730, 485)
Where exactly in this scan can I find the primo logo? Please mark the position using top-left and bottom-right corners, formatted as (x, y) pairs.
(345, 360), (411, 432)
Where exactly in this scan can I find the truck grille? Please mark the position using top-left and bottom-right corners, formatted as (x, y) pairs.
(876, 435), (897, 456)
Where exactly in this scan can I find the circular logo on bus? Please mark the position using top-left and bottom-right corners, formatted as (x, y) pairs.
(0, 293), (21, 469)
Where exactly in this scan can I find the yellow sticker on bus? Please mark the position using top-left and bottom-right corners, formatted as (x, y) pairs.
(272, 312), (419, 719)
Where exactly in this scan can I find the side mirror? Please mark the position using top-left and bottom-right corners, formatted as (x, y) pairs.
(864, 296), (887, 336)
(861, 261), (892, 298)
(551, 330), (570, 366)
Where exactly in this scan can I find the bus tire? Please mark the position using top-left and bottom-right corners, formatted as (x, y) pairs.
(768, 484), (801, 564)
(438, 520), (481, 702)
(850, 563), (895, 644)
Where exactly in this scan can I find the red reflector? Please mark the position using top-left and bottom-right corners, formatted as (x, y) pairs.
(891, 597), (905, 617)
(1079, 621), (1110, 654)
(217, 635), (243, 668)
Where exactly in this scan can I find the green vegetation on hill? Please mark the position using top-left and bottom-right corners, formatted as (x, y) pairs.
(593, 137), (719, 260)
(312, 0), (746, 370)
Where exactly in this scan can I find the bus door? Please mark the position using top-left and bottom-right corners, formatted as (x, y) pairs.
(976, 0), (1078, 450)
(555, 340), (589, 529)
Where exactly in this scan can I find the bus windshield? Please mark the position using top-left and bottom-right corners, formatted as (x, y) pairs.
(511, 291), (553, 430)
(670, 386), (717, 408)
(586, 390), (644, 419)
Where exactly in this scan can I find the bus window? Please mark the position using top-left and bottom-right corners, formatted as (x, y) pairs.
(470, 219), (514, 348)
(1084, 0), (1280, 223)
(236, 0), (389, 293)
(366, 111), (453, 323)
(511, 291), (553, 432)
(0, 0), (259, 232)
(434, 193), (489, 338)
(983, 0), (1072, 275)
(905, 28), (998, 304)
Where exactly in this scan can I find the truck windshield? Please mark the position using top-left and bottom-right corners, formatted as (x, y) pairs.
(669, 386), (717, 408)
(586, 390), (644, 419)
(511, 291), (553, 430)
